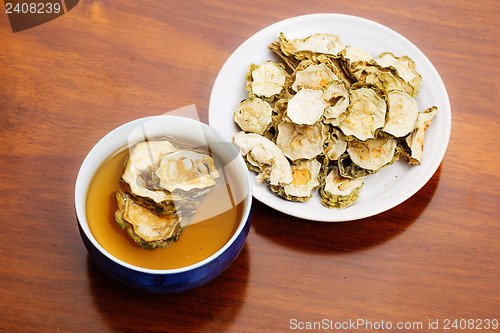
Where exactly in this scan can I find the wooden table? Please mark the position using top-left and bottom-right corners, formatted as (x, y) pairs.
(1, 0), (499, 331)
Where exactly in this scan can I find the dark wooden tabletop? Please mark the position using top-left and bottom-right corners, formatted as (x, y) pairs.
(1, 0), (499, 332)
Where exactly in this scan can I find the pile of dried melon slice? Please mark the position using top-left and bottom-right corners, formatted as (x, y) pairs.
(232, 32), (437, 209)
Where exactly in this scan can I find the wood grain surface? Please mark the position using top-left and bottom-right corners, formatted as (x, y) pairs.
(1, 0), (499, 332)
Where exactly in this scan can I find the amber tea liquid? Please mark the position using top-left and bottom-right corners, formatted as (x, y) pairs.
(86, 146), (244, 270)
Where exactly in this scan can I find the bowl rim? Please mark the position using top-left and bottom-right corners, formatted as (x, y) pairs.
(74, 115), (253, 275)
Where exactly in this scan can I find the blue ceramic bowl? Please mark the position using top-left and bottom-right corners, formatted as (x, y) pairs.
(75, 116), (252, 293)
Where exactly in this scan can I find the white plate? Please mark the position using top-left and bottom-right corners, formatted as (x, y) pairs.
(208, 14), (451, 222)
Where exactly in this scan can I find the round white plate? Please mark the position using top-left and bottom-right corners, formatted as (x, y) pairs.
(208, 14), (451, 222)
